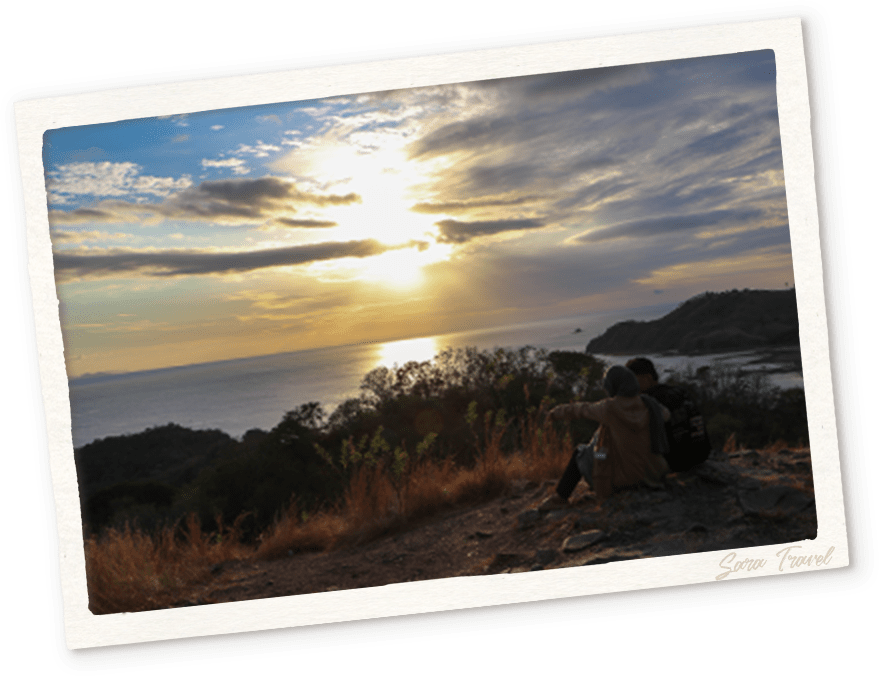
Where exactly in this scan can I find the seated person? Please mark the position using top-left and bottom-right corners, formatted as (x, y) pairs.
(540, 365), (670, 509)
(625, 357), (712, 472)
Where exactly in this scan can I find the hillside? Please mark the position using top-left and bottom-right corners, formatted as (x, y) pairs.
(586, 289), (800, 354)
(74, 423), (242, 532)
(182, 443), (816, 606)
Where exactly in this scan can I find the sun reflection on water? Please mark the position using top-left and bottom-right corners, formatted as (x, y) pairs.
(376, 336), (439, 368)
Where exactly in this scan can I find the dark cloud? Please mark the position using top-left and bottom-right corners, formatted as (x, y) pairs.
(658, 113), (775, 168)
(273, 217), (338, 228)
(407, 115), (519, 159)
(164, 177), (360, 221)
(435, 218), (547, 243)
(48, 208), (121, 225)
(567, 155), (622, 174)
(54, 239), (399, 280)
(522, 67), (633, 98)
(432, 222), (791, 314)
(48, 177), (362, 226)
(717, 149), (785, 180)
(466, 162), (539, 193)
(553, 178), (635, 211)
(411, 196), (538, 214)
(576, 208), (763, 242)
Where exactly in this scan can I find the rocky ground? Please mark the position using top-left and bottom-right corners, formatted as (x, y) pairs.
(182, 444), (816, 607)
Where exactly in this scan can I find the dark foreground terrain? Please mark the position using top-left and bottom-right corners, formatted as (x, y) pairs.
(182, 443), (816, 606)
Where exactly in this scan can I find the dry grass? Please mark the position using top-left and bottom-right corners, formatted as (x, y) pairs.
(85, 407), (574, 612)
(255, 406), (572, 559)
(85, 423), (809, 613)
(84, 514), (251, 614)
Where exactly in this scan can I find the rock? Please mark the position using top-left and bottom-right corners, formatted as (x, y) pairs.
(509, 479), (531, 492)
(575, 514), (596, 529)
(694, 460), (741, 486)
(738, 477), (762, 490)
(562, 530), (606, 553)
(536, 549), (557, 564)
(210, 563), (225, 575)
(517, 509), (541, 530)
(582, 552), (643, 566)
(487, 553), (521, 574)
(686, 522), (708, 534)
(475, 530), (493, 539)
(530, 564), (545, 572)
(738, 485), (815, 516)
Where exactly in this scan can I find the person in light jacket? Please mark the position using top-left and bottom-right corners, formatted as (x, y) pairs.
(539, 364), (670, 509)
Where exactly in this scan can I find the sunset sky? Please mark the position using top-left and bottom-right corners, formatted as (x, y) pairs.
(44, 49), (793, 378)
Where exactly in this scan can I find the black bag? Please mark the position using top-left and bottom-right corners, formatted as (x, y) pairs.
(647, 383), (712, 472)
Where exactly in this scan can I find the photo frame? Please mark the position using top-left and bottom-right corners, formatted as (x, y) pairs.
(6, 2), (872, 668)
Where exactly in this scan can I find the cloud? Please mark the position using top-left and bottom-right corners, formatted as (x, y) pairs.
(394, 51), (785, 242)
(407, 115), (519, 159)
(575, 208), (764, 242)
(232, 141), (282, 158)
(210, 125), (224, 131)
(411, 196), (539, 214)
(201, 157), (250, 175)
(48, 208), (123, 225)
(435, 218), (547, 243)
(49, 176), (362, 226)
(54, 238), (404, 281)
(45, 162), (193, 205)
(272, 217), (338, 228)
(50, 230), (131, 244)
(256, 114), (283, 125)
(157, 114), (190, 127)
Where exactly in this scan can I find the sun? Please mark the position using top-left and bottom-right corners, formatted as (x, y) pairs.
(356, 243), (453, 288)
(279, 126), (455, 288)
(314, 138), (440, 244)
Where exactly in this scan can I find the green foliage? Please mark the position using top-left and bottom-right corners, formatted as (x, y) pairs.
(666, 362), (809, 448)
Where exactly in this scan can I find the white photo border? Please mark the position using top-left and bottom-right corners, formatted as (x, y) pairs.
(15, 16), (847, 649)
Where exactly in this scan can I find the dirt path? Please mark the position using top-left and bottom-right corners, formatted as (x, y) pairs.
(182, 445), (816, 607)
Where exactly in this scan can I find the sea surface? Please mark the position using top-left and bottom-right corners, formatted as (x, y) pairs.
(67, 303), (803, 448)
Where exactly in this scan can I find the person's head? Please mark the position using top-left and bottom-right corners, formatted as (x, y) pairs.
(626, 357), (659, 392)
(602, 365), (640, 398)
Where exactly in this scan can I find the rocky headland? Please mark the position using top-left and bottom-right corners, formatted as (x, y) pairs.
(586, 288), (800, 354)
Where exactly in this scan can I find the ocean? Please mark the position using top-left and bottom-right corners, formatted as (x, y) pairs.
(67, 303), (803, 448)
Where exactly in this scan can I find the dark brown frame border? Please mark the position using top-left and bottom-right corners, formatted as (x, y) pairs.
(3, 3), (876, 671)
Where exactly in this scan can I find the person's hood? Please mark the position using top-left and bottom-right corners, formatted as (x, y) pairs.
(602, 365), (639, 397)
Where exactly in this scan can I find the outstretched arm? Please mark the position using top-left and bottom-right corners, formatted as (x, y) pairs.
(549, 399), (609, 424)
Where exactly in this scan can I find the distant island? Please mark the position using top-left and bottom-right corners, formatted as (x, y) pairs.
(586, 289), (800, 354)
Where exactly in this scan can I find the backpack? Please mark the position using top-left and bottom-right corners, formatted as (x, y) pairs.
(646, 383), (712, 472)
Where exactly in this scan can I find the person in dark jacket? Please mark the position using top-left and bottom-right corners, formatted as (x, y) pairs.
(625, 357), (712, 472)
